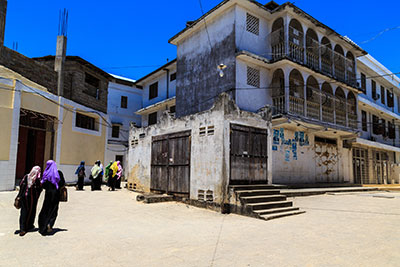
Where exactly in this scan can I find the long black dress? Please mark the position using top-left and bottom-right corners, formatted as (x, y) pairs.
(77, 167), (85, 190)
(38, 171), (65, 235)
(18, 175), (42, 232)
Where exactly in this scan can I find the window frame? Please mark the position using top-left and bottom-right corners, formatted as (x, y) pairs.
(112, 125), (120, 138)
(149, 82), (158, 100)
(75, 112), (98, 131)
(148, 112), (157, 125)
(121, 96), (128, 109)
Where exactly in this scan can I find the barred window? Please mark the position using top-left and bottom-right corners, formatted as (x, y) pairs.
(247, 66), (260, 88)
(246, 13), (259, 36)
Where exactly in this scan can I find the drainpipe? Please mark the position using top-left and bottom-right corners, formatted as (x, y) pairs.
(164, 68), (170, 99)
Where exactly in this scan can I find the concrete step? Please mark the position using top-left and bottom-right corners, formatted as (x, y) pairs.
(247, 200), (293, 210)
(240, 195), (287, 203)
(235, 189), (281, 197)
(260, 210), (306, 221)
(253, 207), (300, 216)
(230, 184), (280, 191)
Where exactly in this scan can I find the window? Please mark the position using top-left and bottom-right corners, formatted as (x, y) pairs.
(371, 80), (377, 100)
(381, 119), (387, 137)
(149, 82), (158, 100)
(381, 86), (385, 104)
(247, 66), (260, 87)
(170, 73), (176, 82)
(121, 96), (128, 109)
(314, 136), (337, 145)
(169, 106), (176, 114)
(387, 90), (394, 108)
(362, 111), (367, 132)
(148, 112), (157, 125)
(388, 121), (395, 139)
(246, 13), (259, 35)
(76, 113), (97, 131)
(361, 73), (366, 92)
(372, 115), (380, 135)
(84, 73), (100, 98)
(112, 125), (120, 138)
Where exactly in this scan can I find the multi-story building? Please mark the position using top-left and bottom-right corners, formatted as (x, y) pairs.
(351, 55), (400, 184)
(105, 74), (142, 168)
(168, 0), (366, 184)
(0, 0), (110, 189)
(135, 60), (177, 127)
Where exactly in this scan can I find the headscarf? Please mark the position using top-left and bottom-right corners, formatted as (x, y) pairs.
(27, 166), (41, 189)
(91, 160), (102, 178)
(75, 161), (85, 175)
(104, 161), (113, 181)
(116, 161), (123, 179)
(110, 162), (119, 178)
(41, 160), (60, 189)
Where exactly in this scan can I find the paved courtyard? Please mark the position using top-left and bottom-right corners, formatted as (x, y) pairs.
(1, 186), (400, 267)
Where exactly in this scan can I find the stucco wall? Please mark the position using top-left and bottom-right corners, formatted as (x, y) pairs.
(128, 94), (272, 205)
(272, 126), (352, 184)
(176, 6), (236, 117)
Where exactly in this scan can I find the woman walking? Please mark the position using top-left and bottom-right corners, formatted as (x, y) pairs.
(104, 161), (113, 190)
(38, 160), (65, 236)
(115, 161), (123, 189)
(108, 161), (119, 191)
(90, 160), (103, 191)
(17, 166), (42, 236)
(75, 161), (85, 190)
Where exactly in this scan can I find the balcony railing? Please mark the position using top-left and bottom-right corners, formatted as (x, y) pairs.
(273, 94), (357, 129)
(269, 28), (357, 88)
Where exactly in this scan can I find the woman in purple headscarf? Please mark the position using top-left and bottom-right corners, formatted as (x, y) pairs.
(17, 166), (42, 236)
(38, 160), (65, 235)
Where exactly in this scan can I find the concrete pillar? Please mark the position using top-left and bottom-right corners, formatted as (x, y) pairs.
(55, 35), (67, 96)
(0, 0), (7, 47)
(284, 16), (290, 57)
(284, 69), (290, 113)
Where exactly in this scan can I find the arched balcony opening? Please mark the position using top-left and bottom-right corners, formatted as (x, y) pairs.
(334, 45), (346, 82)
(271, 69), (286, 114)
(321, 37), (332, 75)
(335, 87), (346, 126)
(346, 52), (356, 86)
(289, 69), (304, 115)
(347, 91), (357, 128)
(306, 76), (320, 120)
(321, 82), (334, 123)
(288, 19), (304, 63)
(270, 18), (285, 61)
(305, 29), (319, 70)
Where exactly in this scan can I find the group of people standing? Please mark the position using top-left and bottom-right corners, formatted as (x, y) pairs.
(17, 160), (65, 236)
(75, 160), (123, 191)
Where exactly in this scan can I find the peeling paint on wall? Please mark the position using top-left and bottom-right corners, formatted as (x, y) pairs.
(272, 128), (309, 161)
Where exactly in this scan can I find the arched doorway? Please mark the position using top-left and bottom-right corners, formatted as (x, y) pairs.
(306, 76), (320, 120)
(321, 37), (332, 75)
(347, 91), (357, 128)
(306, 29), (319, 70)
(271, 18), (285, 61)
(346, 52), (356, 86)
(335, 87), (346, 126)
(321, 82), (334, 123)
(289, 69), (304, 115)
(288, 19), (304, 63)
(271, 69), (285, 113)
(334, 45), (345, 82)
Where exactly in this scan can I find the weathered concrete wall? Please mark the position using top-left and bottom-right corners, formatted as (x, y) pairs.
(271, 126), (352, 184)
(176, 7), (236, 117)
(128, 93), (272, 207)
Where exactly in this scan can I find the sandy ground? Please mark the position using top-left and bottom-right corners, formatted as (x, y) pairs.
(1, 186), (400, 267)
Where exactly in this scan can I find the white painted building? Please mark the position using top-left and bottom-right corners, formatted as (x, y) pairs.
(351, 55), (400, 184)
(135, 60), (177, 127)
(106, 74), (142, 169)
(168, 0), (365, 185)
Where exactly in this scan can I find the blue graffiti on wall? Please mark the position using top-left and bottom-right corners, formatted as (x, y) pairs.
(272, 128), (309, 161)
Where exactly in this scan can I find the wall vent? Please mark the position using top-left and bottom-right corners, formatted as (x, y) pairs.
(247, 66), (260, 88)
(246, 13), (259, 36)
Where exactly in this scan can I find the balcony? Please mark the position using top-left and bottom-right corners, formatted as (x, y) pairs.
(269, 23), (357, 88)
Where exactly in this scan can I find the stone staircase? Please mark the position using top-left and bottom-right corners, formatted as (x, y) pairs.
(230, 184), (305, 221)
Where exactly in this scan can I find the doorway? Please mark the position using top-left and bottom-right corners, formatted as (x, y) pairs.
(15, 109), (55, 185)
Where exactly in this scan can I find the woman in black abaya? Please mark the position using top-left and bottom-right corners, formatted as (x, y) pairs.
(38, 160), (65, 235)
(17, 166), (42, 236)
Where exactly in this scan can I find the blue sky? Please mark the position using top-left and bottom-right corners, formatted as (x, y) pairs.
(4, 0), (400, 80)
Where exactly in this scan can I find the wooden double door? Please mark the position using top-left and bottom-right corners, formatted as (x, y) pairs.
(230, 124), (268, 184)
(151, 131), (191, 194)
